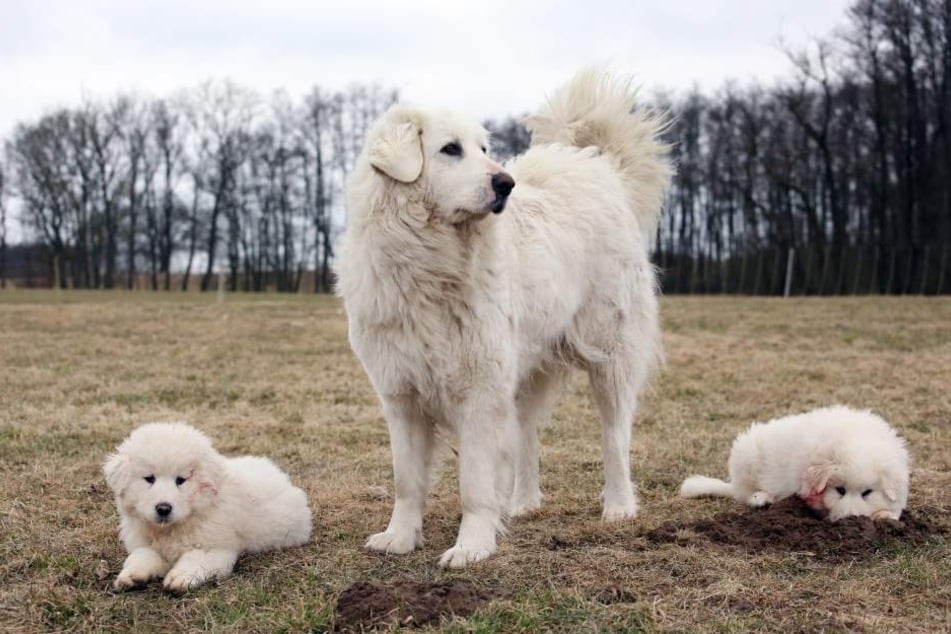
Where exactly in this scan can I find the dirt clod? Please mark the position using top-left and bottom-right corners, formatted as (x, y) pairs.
(646, 498), (944, 561)
(592, 584), (638, 604)
(334, 579), (494, 632)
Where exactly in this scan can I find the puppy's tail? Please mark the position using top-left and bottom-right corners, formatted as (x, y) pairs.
(679, 475), (735, 499)
(525, 67), (673, 238)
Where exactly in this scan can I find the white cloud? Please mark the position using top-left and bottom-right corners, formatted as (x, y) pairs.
(1, 0), (852, 138)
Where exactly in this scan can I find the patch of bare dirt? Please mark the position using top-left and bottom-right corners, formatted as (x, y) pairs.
(644, 498), (944, 561)
(333, 579), (495, 632)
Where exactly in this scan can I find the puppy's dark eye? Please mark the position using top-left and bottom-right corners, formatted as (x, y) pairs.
(861, 488), (872, 497)
(481, 146), (487, 154)
(175, 476), (187, 486)
(835, 486), (847, 496)
(144, 475), (155, 484)
(440, 142), (462, 157)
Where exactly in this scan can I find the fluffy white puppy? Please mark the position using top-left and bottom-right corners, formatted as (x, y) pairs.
(680, 406), (910, 521)
(104, 423), (312, 591)
(335, 69), (671, 567)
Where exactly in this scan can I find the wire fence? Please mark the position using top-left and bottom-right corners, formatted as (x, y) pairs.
(656, 245), (949, 296)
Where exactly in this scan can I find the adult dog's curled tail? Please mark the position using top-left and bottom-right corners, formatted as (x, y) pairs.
(679, 475), (735, 499)
(525, 67), (673, 238)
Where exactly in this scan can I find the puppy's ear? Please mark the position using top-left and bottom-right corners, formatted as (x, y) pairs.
(103, 453), (130, 494)
(192, 455), (225, 497)
(800, 459), (836, 500)
(369, 115), (423, 183)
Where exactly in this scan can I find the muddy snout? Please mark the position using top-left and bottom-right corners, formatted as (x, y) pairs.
(490, 172), (515, 213)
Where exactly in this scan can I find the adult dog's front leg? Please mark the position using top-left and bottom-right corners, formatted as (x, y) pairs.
(438, 398), (516, 568)
(366, 395), (433, 555)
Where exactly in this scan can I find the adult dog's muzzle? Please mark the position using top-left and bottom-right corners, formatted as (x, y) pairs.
(490, 172), (515, 214)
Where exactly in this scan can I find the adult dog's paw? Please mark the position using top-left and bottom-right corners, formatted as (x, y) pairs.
(437, 543), (495, 569)
(601, 500), (638, 522)
(509, 491), (543, 518)
(364, 530), (420, 554)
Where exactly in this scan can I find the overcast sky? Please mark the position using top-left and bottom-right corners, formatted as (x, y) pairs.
(2, 0), (854, 139)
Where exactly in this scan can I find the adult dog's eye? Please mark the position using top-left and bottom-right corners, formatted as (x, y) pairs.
(144, 475), (155, 484)
(481, 146), (487, 154)
(440, 142), (462, 157)
(835, 486), (847, 496)
(861, 488), (872, 497)
(175, 476), (187, 486)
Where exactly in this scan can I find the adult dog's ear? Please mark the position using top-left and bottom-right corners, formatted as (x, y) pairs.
(103, 453), (130, 495)
(369, 112), (423, 183)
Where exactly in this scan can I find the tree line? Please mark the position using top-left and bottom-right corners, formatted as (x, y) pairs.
(1, 82), (396, 291)
(1, 0), (949, 294)
(655, 0), (951, 294)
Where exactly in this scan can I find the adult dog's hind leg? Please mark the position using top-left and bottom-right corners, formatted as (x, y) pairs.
(511, 368), (567, 517)
(588, 355), (647, 521)
(366, 395), (433, 554)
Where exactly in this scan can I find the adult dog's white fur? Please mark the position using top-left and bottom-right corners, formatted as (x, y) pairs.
(335, 69), (671, 567)
(104, 423), (311, 591)
(679, 406), (910, 521)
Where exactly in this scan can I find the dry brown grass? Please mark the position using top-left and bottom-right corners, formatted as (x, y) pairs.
(0, 291), (948, 633)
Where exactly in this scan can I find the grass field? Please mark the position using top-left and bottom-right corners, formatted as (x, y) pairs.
(0, 291), (948, 633)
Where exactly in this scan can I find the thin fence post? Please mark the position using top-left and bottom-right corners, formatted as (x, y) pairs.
(783, 248), (795, 298)
(801, 246), (814, 296)
(770, 247), (783, 296)
(937, 247), (947, 295)
(870, 246), (880, 294)
(886, 247), (897, 295)
(738, 251), (748, 295)
(919, 246), (930, 295)
(721, 256), (729, 294)
(852, 246), (863, 295)
(753, 250), (764, 296)
(818, 245), (832, 295)
(835, 246), (848, 294)
(689, 254), (700, 294)
(902, 248), (914, 295)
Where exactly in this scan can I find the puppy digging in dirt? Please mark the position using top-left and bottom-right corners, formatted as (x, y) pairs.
(680, 406), (910, 521)
(103, 423), (312, 591)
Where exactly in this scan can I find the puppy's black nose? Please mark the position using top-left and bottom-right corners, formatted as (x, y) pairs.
(491, 172), (515, 197)
(155, 502), (172, 517)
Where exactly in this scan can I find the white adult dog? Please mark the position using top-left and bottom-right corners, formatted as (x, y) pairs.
(679, 406), (910, 521)
(335, 69), (672, 567)
(104, 423), (312, 591)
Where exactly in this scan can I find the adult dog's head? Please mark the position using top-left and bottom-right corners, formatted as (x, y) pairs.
(799, 434), (910, 522)
(362, 105), (515, 223)
(103, 423), (225, 529)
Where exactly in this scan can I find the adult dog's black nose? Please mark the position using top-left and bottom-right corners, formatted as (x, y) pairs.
(155, 502), (172, 518)
(491, 172), (515, 197)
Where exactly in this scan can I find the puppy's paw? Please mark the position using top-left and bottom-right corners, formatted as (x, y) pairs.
(437, 543), (495, 569)
(113, 569), (150, 590)
(872, 509), (900, 521)
(365, 530), (420, 554)
(748, 491), (775, 507)
(162, 567), (209, 592)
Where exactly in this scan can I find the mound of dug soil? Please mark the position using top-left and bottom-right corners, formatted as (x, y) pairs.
(646, 498), (943, 561)
(334, 579), (495, 632)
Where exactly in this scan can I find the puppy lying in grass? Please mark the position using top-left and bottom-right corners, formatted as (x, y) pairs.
(680, 406), (909, 521)
(104, 423), (311, 591)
